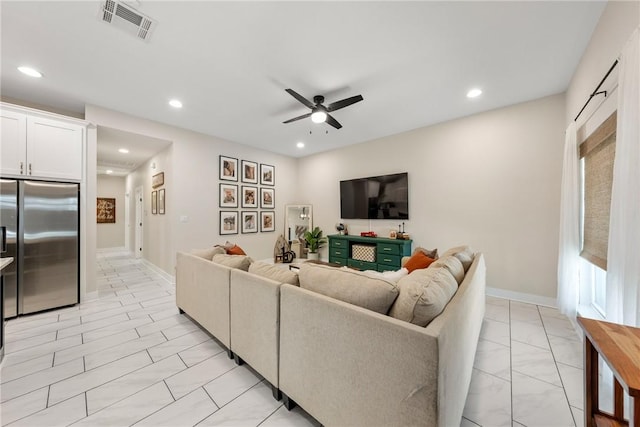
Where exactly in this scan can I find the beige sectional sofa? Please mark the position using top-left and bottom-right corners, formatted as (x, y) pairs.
(175, 247), (486, 426)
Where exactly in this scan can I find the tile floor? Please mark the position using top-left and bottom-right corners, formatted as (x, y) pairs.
(0, 250), (587, 426)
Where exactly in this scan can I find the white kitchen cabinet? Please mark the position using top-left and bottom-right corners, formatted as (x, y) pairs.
(0, 105), (85, 181)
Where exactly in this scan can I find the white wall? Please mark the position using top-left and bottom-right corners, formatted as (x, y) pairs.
(97, 175), (126, 248)
(298, 94), (565, 299)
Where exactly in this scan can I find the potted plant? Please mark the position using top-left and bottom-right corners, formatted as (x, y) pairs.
(303, 226), (327, 261)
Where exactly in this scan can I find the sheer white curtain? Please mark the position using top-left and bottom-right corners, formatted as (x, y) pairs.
(557, 121), (580, 318)
(606, 28), (640, 327)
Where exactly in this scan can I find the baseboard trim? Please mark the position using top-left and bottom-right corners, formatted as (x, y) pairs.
(96, 246), (129, 253)
(141, 259), (175, 284)
(486, 287), (557, 308)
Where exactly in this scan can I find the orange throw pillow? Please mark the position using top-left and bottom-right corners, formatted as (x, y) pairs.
(226, 244), (246, 256)
(404, 251), (435, 273)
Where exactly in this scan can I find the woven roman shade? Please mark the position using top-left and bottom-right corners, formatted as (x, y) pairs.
(580, 112), (617, 270)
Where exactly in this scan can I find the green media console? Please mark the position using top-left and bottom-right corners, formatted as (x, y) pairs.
(328, 234), (413, 272)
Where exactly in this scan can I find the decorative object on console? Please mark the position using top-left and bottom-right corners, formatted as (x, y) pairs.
(260, 188), (275, 209)
(261, 211), (275, 232)
(220, 211), (238, 235)
(158, 189), (165, 214)
(151, 191), (157, 214)
(152, 172), (164, 188)
(260, 164), (275, 186)
(304, 226), (327, 261)
(273, 235), (290, 262)
(219, 183), (238, 208)
(335, 223), (346, 235)
(219, 155), (238, 182)
(241, 160), (258, 184)
(241, 186), (257, 208)
(360, 231), (377, 237)
(241, 211), (258, 234)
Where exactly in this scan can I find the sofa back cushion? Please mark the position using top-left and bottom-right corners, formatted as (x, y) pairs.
(248, 261), (299, 286)
(430, 255), (465, 285)
(212, 254), (253, 271)
(441, 245), (475, 272)
(299, 264), (399, 314)
(388, 267), (458, 326)
(190, 246), (226, 261)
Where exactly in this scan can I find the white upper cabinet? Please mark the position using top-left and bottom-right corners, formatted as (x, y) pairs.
(0, 105), (85, 181)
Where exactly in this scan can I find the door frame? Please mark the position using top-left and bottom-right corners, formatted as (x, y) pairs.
(135, 186), (143, 259)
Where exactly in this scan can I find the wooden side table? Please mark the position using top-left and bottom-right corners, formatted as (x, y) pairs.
(577, 317), (640, 427)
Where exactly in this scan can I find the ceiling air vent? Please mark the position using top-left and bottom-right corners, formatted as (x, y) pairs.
(99, 0), (156, 41)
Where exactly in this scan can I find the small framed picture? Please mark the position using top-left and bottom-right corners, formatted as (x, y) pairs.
(220, 155), (238, 182)
(241, 186), (258, 209)
(220, 211), (238, 235)
(220, 183), (238, 208)
(241, 211), (258, 234)
(152, 172), (164, 189)
(260, 163), (275, 186)
(241, 160), (258, 184)
(260, 188), (275, 209)
(158, 189), (166, 214)
(151, 191), (158, 214)
(261, 211), (275, 232)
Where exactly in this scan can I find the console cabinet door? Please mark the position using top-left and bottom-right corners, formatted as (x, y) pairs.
(0, 110), (27, 177)
(26, 116), (83, 181)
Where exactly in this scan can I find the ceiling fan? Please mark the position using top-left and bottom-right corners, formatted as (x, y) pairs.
(282, 88), (364, 129)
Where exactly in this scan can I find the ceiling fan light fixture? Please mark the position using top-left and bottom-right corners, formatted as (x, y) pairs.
(311, 110), (327, 123)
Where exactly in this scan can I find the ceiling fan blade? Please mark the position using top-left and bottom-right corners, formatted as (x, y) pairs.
(327, 95), (363, 112)
(285, 89), (314, 109)
(283, 112), (312, 124)
(325, 114), (342, 129)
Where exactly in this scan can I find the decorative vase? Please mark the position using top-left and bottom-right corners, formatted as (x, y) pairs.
(307, 252), (319, 261)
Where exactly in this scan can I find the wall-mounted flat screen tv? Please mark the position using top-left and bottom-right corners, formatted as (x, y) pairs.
(340, 172), (409, 220)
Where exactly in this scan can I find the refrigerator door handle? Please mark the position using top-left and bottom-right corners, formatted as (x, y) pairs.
(1, 226), (6, 253)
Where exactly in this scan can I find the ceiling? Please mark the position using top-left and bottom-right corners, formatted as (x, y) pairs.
(96, 127), (172, 176)
(1, 1), (606, 162)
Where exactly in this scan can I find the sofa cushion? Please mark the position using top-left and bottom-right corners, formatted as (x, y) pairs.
(388, 267), (458, 326)
(211, 254), (253, 271)
(226, 244), (247, 256)
(249, 261), (299, 286)
(404, 251), (436, 273)
(299, 264), (399, 314)
(190, 246), (226, 261)
(413, 246), (439, 259)
(430, 255), (465, 285)
(441, 246), (475, 272)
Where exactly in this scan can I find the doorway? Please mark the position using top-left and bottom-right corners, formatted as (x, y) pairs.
(135, 186), (143, 259)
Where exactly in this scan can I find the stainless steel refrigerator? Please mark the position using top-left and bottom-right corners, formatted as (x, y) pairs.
(0, 179), (79, 317)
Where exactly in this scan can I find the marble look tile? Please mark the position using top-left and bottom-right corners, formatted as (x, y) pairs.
(147, 329), (210, 362)
(133, 387), (218, 426)
(135, 314), (191, 337)
(486, 296), (510, 308)
(204, 365), (263, 407)
(510, 302), (543, 325)
(542, 316), (580, 340)
(81, 316), (153, 343)
(86, 354), (186, 415)
(140, 294), (176, 308)
(4, 331), (57, 354)
(57, 301), (123, 322)
(0, 386), (48, 425)
(480, 318), (511, 347)
(5, 317), (80, 342)
(126, 301), (179, 319)
(1, 335), (83, 368)
(485, 303), (510, 324)
(0, 353), (53, 384)
(510, 320), (551, 350)
(463, 369), (512, 427)
(548, 335), (583, 369)
(571, 406), (584, 427)
(1, 358), (84, 403)
(165, 351), (236, 400)
(5, 311), (60, 332)
(260, 405), (322, 427)
(10, 393), (87, 427)
(54, 329), (140, 365)
(84, 332), (167, 371)
(73, 381), (174, 426)
(48, 351), (152, 406)
(473, 339), (511, 380)
(149, 306), (180, 321)
(199, 381), (281, 426)
(513, 422), (527, 427)
(538, 306), (567, 320)
(79, 301), (142, 324)
(178, 339), (225, 367)
(557, 362), (584, 410)
(161, 321), (200, 340)
(512, 371), (574, 427)
(460, 417), (481, 427)
(56, 313), (130, 339)
(511, 341), (562, 387)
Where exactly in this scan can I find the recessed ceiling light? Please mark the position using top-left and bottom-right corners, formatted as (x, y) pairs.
(118, 148), (129, 154)
(296, 142), (305, 149)
(106, 170), (113, 175)
(18, 66), (43, 78)
(467, 88), (482, 98)
(169, 99), (183, 108)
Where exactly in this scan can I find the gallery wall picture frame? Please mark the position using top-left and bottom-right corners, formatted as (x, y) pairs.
(241, 160), (258, 184)
(260, 163), (275, 186)
(261, 211), (275, 232)
(220, 211), (239, 235)
(241, 186), (258, 209)
(260, 188), (275, 209)
(219, 155), (238, 182)
(97, 198), (116, 223)
(152, 172), (165, 188)
(241, 211), (259, 234)
(158, 189), (166, 214)
(151, 191), (158, 214)
(220, 183), (238, 208)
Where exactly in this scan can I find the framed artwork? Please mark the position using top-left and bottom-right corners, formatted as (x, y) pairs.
(241, 211), (258, 234)
(97, 198), (116, 223)
(219, 155), (238, 181)
(260, 163), (275, 186)
(220, 183), (238, 208)
(260, 188), (275, 209)
(151, 191), (158, 214)
(241, 160), (258, 184)
(241, 186), (258, 209)
(220, 211), (238, 235)
(158, 189), (166, 214)
(152, 172), (164, 188)
(261, 211), (275, 232)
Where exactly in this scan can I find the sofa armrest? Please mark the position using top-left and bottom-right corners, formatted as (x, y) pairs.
(279, 284), (439, 427)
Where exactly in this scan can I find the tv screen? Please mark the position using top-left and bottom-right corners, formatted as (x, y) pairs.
(340, 172), (409, 220)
